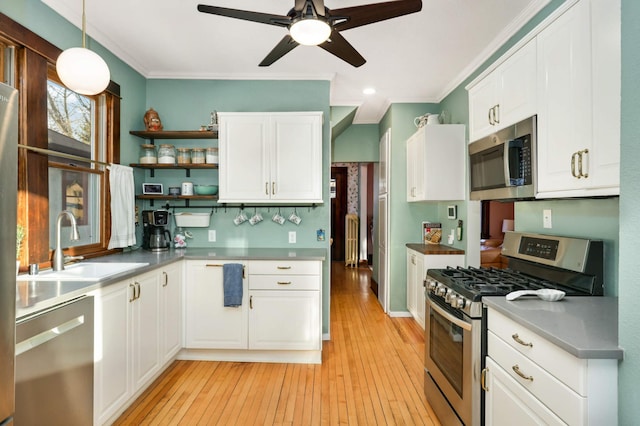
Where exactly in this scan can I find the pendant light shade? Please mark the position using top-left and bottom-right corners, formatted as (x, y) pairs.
(56, 0), (110, 95)
(57, 47), (110, 95)
(289, 18), (331, 46)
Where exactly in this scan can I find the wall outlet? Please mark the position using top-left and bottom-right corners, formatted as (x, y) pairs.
(543, 209), (553, 229)
(289, 231), (296, 244)
(208, 230), (216, 242)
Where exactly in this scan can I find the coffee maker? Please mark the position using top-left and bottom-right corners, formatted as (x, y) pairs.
(142, 210), (171, 251)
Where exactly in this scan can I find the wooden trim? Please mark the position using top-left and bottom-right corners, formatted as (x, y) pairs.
(0, 13), (61, 62)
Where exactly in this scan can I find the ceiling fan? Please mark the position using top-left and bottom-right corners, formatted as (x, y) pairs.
(197, 0), (422, 67)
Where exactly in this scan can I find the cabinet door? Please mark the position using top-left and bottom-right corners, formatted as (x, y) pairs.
(160, 262), (183, 364)
(484, 357), (565, 426)
(218, 114), (270, 202)
(536, 0), (592, 195)
(379, 129), (390, 194)
(415, 253), (426, 327)
(184, 260), (248, 349)
(406, 249), (418, 319)
(497, 40), (537, 128)
(468, 73), (498, 141)
(131, 270), (161, 391)
(248, 290), (320, 350)
(406, 130), (423, 201)
(93, 282), (131, 425)
(271, 113), (323, 202)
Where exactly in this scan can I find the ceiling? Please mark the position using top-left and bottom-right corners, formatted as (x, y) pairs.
(42, 0), (549, 124)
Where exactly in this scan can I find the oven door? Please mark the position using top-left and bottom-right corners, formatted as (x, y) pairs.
(425, 295), (481, 426)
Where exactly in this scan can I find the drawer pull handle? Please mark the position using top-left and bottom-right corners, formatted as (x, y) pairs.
(277, 266), (292, 270)
(512, 333), (533, 348)
(481, 367), (489, 392)
(512, 364), (534, 382)
(277, 281), (292, 285)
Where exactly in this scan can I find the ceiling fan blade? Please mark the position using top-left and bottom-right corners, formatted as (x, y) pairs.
(319, 30), (366, 67)
(330, 0), (422, 31)
(259, 35), (300, 66)
(197, 4), (290, 27)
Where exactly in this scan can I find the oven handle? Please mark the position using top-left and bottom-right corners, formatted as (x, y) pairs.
(427, 297), (472, 331)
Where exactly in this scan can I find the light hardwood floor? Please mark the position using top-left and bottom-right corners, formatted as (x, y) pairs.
(114, 262), (440, 425)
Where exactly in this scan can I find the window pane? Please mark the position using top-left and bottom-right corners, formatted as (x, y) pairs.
(47, 80), (94, 166)
(48, 168), (101, 249)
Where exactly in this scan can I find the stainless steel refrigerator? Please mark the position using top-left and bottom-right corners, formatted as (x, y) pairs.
(0, 82), (18, 425)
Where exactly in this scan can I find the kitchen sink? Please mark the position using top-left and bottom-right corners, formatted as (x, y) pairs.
(16, 262), (149, 282)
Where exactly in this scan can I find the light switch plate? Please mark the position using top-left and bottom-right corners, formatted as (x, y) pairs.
(289, 231), (296, 243)
(543, 209), (552, 229)
(208, 230), (216, 242)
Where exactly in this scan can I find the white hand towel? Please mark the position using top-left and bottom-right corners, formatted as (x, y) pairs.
(107, 164), (136, 249)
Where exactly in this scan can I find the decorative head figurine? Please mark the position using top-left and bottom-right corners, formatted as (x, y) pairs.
(144, 108), (163, 131)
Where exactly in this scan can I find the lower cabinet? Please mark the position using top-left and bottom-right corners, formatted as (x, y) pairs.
(93, 263), (183, 425)
(184, 260), (249, 349)
(483, 307), (617, 425)
(406, 248), (464, 328)
(183, 259), (322, 360)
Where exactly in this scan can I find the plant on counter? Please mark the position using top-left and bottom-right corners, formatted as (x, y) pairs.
(16, 224), (24, 259)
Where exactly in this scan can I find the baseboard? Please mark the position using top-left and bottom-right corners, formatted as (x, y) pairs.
(177, 348), (322, 364)
(388, 311), (413, 318)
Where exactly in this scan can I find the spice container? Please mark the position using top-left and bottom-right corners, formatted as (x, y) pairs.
(139, 144), (157, 164)
(157, 144), (176, 164)
(206, 147), (219, 164)
(176, 148), (191, 164)
(191, 148), (206, 164)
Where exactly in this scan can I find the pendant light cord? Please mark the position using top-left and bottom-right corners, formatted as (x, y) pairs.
(81, 0), (86, 48)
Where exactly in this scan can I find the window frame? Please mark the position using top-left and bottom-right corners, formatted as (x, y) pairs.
(0, 13), (121, 270)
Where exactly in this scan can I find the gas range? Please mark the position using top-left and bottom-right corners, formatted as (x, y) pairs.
(425, 231), (604, 319)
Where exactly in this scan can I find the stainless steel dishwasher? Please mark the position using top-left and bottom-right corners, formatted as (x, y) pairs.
(15, 295), (94, 425)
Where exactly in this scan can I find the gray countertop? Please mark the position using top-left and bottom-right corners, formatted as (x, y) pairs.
(483, 296), (623, 360)
(16, 247), (326, 320)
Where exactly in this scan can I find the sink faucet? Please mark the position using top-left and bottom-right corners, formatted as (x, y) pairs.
(52, 210), (81, 271)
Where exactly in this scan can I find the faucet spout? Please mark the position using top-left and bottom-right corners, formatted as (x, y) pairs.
(52, 210), (80, 271)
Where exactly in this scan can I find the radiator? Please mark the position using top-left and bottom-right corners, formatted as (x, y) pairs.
(345, 214), (359, 267)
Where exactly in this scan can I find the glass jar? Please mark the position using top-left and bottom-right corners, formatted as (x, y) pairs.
(157, 144), (176, 164)
(176, 148), (191, 164)
(191, 148), (206, 164)
(139, 144), (157, 164)
(206, 147), (219, 164)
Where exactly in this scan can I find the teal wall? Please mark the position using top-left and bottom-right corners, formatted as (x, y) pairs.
(618, 0), (640, 422)
(332, 124), (379, 162)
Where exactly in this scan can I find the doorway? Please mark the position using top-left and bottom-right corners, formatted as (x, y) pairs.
(331, 167), (348, 261)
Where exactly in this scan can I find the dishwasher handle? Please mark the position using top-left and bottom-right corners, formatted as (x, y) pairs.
(15, 314), (85, 356)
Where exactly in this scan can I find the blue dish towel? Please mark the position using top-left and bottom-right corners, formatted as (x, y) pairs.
(223, 263), (243, 307)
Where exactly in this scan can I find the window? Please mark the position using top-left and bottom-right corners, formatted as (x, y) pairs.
(1, 14), (121, 269)
(47, 78), (104, 249)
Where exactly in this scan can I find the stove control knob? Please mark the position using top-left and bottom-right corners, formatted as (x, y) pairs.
(436, 285), (447, 297)
(427, 279), (438, 291)
(454, 296), (466, 309)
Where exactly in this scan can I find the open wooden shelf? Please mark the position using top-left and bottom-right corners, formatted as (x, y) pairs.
(130, 130), (217, 140)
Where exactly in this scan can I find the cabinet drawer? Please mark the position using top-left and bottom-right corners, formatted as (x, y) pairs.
(250, 260), (320, 275)
(488, 331), (586, 425)
(249, 275), (320, 291)
(488, 309), (586, 394)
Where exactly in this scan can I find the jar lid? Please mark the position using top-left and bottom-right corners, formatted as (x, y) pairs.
(159, 144), (174, 148)
(206, 147), (218, 152)
(176, 148), (191, 152)
(141, 144), (155, 149)
(191, 148), (205, 152)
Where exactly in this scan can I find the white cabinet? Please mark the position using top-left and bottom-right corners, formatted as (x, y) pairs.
(406, 248), (464, 328)
(93, 279), (131, 426)
(536, 0), (620, 198)
(248, 261), (321, 351)
(468, 40), (537, 141)
(406, 124), (466, 201)
(483, 307), (617, 425)
(130, 270), (161, 391)
(93, 266), (179, 425)
(184, 260), (248, 349)
(218, 112), (323, 203)
(159, 262), (182, 364)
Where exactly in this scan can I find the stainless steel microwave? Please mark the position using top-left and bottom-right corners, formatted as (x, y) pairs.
(469, 115), (537, 201)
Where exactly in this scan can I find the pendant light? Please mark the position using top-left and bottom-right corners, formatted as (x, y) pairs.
(56, 0), (110, 95)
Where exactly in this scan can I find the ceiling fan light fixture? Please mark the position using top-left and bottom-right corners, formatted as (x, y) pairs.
(289, 18), (331, 46)
(56, 0), (110, 95)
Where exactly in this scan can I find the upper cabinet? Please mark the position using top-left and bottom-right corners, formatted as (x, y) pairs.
(536, 0), (620, 198)
(406, 124), (466, 201)
(218, 112), (323, 203)
(468, 40), (537, 142)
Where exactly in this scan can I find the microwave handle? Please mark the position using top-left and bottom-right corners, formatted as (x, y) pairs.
(503, 140), (512, 187)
